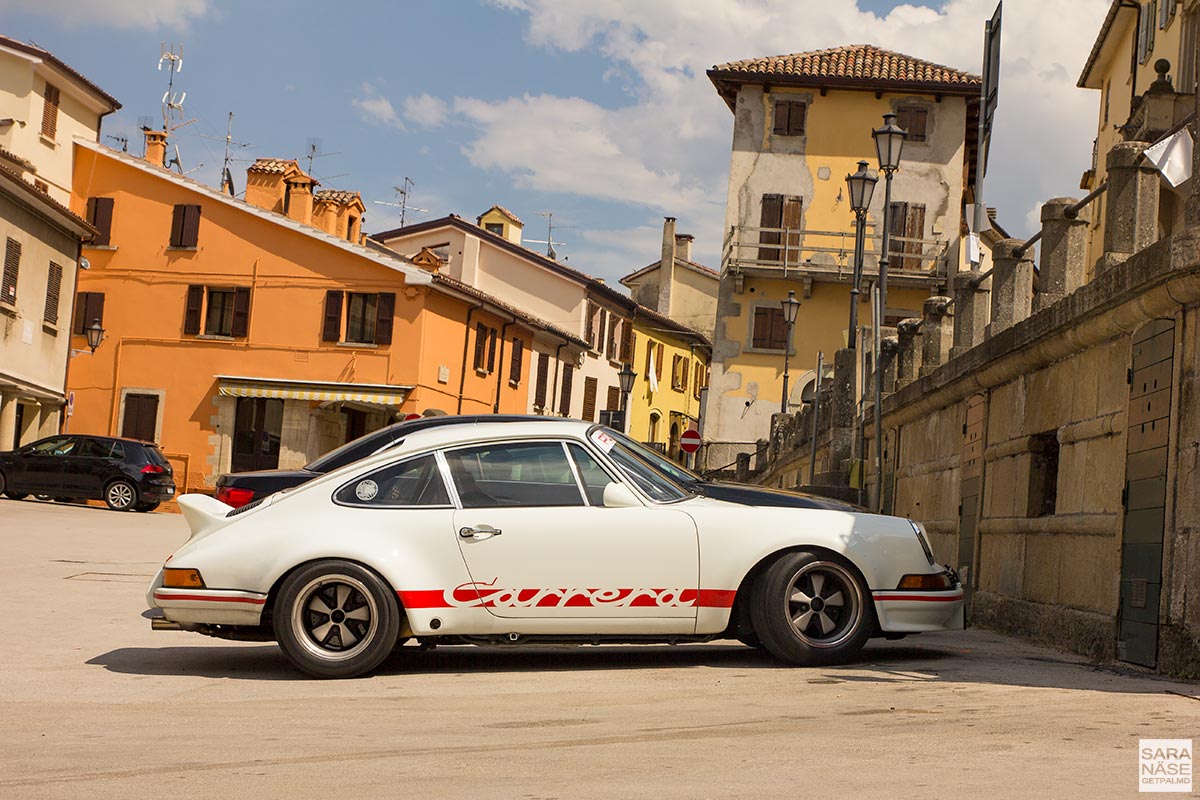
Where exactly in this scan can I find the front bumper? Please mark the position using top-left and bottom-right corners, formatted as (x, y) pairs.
(871, 571), (965, 633)
(146, 569), (266, 626)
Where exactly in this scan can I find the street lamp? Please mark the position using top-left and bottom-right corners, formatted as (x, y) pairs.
(617, 362), (636, 433)
(845, 160), (877, 350)
(779, 290), (801, 414)
(84, 319), (105, 353)
(870, 112), (907, 512)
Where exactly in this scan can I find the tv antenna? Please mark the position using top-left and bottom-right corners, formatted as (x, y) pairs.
(372, 177), (427, 227)
(526, 211), (573, 259)
(303, 138), (340, 174)
(105, 134), (128, 153)
(156, 43), (197, 172)
(197, 112), (252, 195)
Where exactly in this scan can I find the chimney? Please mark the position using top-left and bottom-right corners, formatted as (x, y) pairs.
(313, 197), (339, 235)
(284, 175), (314, 226)
(674, 233), (693, 262)
(143, 129), (167, 168)
(657, 216), (676, 317)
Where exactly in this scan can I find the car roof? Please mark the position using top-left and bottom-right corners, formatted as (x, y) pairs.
(52, 434), (151, 446)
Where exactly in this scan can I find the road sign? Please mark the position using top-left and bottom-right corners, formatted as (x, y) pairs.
(679, 428), (702, 454)
(66, 391), (75, 417)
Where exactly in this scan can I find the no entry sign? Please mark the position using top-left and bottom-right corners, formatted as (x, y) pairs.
(679, 428), (702, 454)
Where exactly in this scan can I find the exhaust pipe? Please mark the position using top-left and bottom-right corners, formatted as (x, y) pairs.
(151, 617), (183, 631)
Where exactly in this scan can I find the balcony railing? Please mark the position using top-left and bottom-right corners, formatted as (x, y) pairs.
(720, 224), (949, 286)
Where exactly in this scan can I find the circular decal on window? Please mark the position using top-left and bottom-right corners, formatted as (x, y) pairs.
(355, 479), (379, 502)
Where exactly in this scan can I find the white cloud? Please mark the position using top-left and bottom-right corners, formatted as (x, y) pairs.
(0, 0), (214, 29)
(351, 83), (404, 130)
(403, 93), (451, 127)
(439, 0), (1108, 278)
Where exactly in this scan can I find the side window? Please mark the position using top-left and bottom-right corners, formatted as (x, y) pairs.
(335, 454), (450, 507)
(78, 438), (113, 458)
(444, 442), (584, 508)
(30, 437), (72, 456)
(568, 443), (616, 506)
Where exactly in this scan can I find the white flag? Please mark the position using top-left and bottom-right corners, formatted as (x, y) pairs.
(967, 232), (982, 267)
(648, 346), (659, 393)
(1144, 129), (1194, 188)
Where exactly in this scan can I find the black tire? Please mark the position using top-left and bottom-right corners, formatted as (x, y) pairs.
(54, 497), (72, 504)
(749, 551), (874, 667)
(3, 489), (28, 500)
(273, 560), (400, 679)
(135, 501), (161, 512)
(103, 479), (137, 511)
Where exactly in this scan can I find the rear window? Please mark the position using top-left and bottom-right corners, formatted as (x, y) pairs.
(305, 428), (401, 472)
(140, 444), (170, 467)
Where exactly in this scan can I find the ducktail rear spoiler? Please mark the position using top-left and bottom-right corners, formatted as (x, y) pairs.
(177, 493), (235, 542)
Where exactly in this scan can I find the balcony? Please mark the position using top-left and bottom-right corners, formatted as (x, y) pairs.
(720, 224), (949, 289)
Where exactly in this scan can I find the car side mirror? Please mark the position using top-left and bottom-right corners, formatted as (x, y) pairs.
(602, 481), (641, 508)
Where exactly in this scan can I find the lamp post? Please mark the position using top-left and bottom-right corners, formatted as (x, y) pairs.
(617, 362), (636, 434)
(845, 160), (877, 351)
(870, 112), (907, 512)
(779, 290), (801, 414)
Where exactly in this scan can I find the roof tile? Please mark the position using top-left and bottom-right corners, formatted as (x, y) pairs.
(710, 44), (980, 88)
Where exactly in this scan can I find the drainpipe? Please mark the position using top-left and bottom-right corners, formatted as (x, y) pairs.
(59, 236), (88, 433)
(456, 304), (483, 414)
(550, 342), (566, 416)
(493, 320), (513, 413)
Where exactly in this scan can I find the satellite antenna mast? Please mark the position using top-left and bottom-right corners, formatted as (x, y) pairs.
(527, 211), (572, 259)
(156, 43), (196, 173)
(198, 112), (252, 195)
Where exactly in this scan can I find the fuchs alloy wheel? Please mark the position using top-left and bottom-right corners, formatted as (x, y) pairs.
(750, 551), (874, 666)
(273, 560), (400, 679)
(104, 480), (137, 511)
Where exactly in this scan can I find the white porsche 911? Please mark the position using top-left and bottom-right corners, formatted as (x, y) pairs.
(147, 419), (963, 678)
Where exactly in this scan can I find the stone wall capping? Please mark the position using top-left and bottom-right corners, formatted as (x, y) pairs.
(977, 514), (1119, 537)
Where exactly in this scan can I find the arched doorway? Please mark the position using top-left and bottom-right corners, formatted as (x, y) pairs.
(648, 412), (661, 444)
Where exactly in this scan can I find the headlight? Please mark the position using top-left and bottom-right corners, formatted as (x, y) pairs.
(908, 520), (936, 565)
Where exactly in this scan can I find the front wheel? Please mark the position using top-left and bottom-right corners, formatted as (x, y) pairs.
(750, 551), (874, 667)
(104, 480), (137, 511)
(273, 560), (400, 679)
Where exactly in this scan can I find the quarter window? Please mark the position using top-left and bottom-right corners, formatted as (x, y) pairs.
(568, 443), (616, 506)
(336, 454), (450, 507)
(444, 442), (584, 508)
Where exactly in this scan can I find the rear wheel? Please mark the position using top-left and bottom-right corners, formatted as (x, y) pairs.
(103, 480), (137, 511)
(750, 551), (873, 666)
(273, 560), (400, 679)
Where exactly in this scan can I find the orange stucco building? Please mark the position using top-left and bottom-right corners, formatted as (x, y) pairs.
(67, 135), (582, 492)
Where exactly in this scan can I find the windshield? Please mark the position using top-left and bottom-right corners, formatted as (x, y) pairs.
(586, 426), (691, 503)
(304, 427), (400, 472)
(605, 428), (702, 486)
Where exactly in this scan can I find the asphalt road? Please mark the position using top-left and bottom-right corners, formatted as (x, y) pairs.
(2, 499), (1197, 799)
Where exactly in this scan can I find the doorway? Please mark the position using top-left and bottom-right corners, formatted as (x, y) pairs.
(232, 397), (283, 473)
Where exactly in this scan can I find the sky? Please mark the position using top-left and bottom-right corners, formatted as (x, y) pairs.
(0, 0), (1109, 286)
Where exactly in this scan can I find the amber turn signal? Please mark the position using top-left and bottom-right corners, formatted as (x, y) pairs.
(896, 573), (953, 590)
(163, 568), (206, 588)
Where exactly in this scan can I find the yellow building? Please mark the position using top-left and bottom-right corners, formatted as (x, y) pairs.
(702, 45), (984, 466)
(1077, 0), (1198, 271)
(625, 305), (709, 463)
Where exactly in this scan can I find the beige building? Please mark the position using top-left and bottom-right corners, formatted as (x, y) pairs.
(620, 218), (718, 340)
(0, 165), (96, 449)
(0, 35), (120, 205)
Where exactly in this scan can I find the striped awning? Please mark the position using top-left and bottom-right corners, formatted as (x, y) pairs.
(215, 375), (413, 407)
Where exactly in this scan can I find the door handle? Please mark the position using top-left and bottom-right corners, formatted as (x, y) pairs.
(459, 525), (502, 540)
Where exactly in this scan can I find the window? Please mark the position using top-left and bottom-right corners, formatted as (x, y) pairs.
(582, 376), (598, 422)
(184, 285), (250, 337)
(1027, 431), (1060, 517)
(534, 352), (550, 408)
(43, 261), (62, 325)
(121, 393), (159, 442)
(606, 385), (621, 411)
(604, 436), (688, 503)
(568, 443), (615, 506)
(2, 237), (20, 305)
(644, 340), (665, 379)
(169, 204), (201, 248)
(86, 197), (115, 246)
(484, 222), (504, 235)
(772, 99), (806, 136)
(693, 363), (707, 399)
(1160, 0), (1175, 28)
(751, 307), (789, 351)
(585, 301), (598, 347)
(1139, 1), (1157, 64)
(74, 292), (105, 334)
(895, 106), (928, 143)
(1182, 9), (1200, 93)
(671, 354), (689, 392)
(41, 83), (60, 139)
(335, 454), (450, 507)
(473, 322), (498, 372)
(606, 315), (619, 360)
(559, 363), (574, 414)
(1103, 79), (1111, 125)
(205, 288), (236, 336)
(757, 193), (803, 264)
(889, 201), (927, 271)
(509, 337), (524, 384)
(444, 441), (585, 508)
(28, 436), (72, 455)
(620, 321), (633, 363)
(321, 290), (394, 345)
(346, 215), (357, 241)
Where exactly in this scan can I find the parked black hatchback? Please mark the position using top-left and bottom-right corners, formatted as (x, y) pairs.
(0, 434), (176, 512)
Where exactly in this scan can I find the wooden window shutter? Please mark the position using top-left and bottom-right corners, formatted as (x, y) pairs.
(2, 238), (21, 304)
(757, 194), (784, 262)
(509, 337), (524, 383)
(41, 84), (59, 139)
(183, 285), (204, 335)
(644, 339), (654, 376)
(534, 352), (550, 407)
(783, 196), (803, 266)
(75, 292), (105, 334)
(888, 201), (908, 265)
(473, 322), (487, 369)
(182, 205), (201, 247)
(752, 307), (770, 349)
(655, 343), (664, 380)
(487, 327), (498, 372)
(374, 292), (395, 345)
(170, 205), (187, 247)
(620, 320), (633, 362)
(231, 287), (251, 338)
(597, 309), (607, 352)
(606, 385), (620, 411)
(788, 102), (806, 135)
(607, 315), (618, 359)
(585, 301), (596, 346)
(582, 376), (598, 422)
(771, 308), (789, 350)
(43, 261), (62, 324)
(681, 359), (690, 389)
(903, 203), (926, 270)
(559, 363), (574, 415)
(772, 100), (787, 135)
(87, 197), (114, 246)
(322, 290), (344, 342)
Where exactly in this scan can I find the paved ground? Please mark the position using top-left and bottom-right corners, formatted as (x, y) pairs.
(2, 499), (1198, 799)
